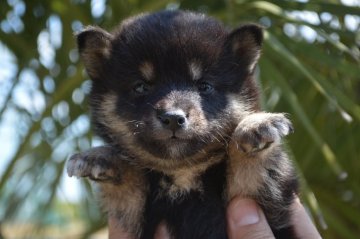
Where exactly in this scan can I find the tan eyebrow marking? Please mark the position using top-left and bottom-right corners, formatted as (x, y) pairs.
(139, 61), (154, 80)
(189, 61), (202, 81)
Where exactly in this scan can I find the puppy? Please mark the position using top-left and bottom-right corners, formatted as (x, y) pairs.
(67, 10), (298, 239)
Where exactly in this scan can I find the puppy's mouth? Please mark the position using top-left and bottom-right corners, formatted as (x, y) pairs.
(168, 135), (188, 142)
(170, 130), (197, 141)
(150, 128), (193, 141)
(136, 129), (211, 160)
(170, 131), (184, 140)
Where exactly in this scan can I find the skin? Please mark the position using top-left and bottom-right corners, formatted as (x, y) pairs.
(226, 197), (321, 239)
(108, 196), (321, 239)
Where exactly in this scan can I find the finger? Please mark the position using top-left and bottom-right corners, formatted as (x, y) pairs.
(291, 198), (322, 239)
(227, 197), (275, 239)
(109, 217), (171, 239)
(108, 215), (134, 239)
(154, 221), (171, 239)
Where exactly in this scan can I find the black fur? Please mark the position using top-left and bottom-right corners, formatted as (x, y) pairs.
(74, 10), (299, 239)
(83, 11), (261, 154)
(142, 160), (227, 239)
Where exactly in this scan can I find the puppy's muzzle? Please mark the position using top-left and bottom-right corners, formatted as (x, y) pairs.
(157, 110), (188, 133)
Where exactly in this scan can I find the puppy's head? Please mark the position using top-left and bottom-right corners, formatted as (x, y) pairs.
(77, 10), (263, 168)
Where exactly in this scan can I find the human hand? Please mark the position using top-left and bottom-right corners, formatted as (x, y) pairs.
(108, 217), (170, 239)
(108, 196), (321, 239)
(227, 197), (322, 239)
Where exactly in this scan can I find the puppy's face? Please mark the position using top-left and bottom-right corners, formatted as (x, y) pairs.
(77, 11), (262, 165)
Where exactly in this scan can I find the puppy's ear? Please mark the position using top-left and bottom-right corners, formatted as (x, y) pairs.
(76, 26), (113, 79)
(226, 24), (263, 73)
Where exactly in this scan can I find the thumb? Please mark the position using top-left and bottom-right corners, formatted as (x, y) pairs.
(108, 215), (134, 239)
(227, 197), (275, 239)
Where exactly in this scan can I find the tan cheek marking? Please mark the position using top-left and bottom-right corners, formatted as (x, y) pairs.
(189, 61), (202, 80)
(98, 94), (165, 168)
(97, 94), (168, 168)
(226, 94), (253, 121)
(188, 105), (208, 133)
(139, 61), (154, 80)
(97, 93), (131, 137)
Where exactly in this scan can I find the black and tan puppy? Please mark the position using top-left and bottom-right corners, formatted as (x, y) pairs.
(67, 10), (298, 239)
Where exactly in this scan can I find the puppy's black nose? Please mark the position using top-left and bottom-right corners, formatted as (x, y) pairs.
(157, 110), (188, 132)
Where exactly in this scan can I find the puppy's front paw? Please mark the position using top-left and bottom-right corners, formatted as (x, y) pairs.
(67, 146), (122, 183)
(230, 113), (293, 154)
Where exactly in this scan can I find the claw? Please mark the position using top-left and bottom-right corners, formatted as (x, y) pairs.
(66, 146), (123, 184)
(231, 113), (293, 154)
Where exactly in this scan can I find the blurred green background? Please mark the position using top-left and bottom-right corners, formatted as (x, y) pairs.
(0, 0), (359, 238)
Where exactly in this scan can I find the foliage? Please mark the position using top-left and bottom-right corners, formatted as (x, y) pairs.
(0, 0), (359, 238)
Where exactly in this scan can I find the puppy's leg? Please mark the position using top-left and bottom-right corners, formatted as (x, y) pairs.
(67, 146), (124, 182)
(227, 112), (293, 197)
(228, 112), (293, 157)
(227, 113), (298, 236)
(67, 146), (147, 238)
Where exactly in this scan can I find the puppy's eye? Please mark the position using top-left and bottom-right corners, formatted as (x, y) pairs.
(197, 82), (213, 94)
(133, 82), (150, 94)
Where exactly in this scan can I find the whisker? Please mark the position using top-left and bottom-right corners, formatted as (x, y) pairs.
(146, 102), (157, 110)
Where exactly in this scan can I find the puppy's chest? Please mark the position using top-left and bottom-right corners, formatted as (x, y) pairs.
(157, 169), (204, 200)
(147, 159), (227, 201)
(142, 161), (228, 239)
(151, 156), (227, 200)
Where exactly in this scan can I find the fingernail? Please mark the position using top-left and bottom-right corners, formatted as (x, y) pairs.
(229, 198), (260, 226)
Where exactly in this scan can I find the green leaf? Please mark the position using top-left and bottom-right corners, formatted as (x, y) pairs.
(260, 58), (344, 176)
(265, 32), (360, 122)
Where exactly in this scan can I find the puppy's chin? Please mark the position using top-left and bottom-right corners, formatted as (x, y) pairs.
(135, 133), (206, 160)
(151, 128), (195, 141)
(164, 140), (194, 160)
